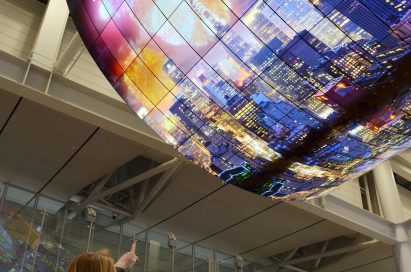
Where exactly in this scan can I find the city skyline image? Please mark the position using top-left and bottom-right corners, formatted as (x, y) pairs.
(68, 0), (411, 200)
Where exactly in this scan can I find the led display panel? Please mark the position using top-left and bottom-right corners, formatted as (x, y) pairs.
(67, 0), (411, 200)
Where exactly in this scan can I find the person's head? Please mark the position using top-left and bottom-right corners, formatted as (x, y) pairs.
(65, 251), (116, 272)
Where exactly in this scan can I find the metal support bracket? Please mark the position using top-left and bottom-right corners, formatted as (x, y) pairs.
(68, 158), (179, 220)
(289, 195), (398, 245)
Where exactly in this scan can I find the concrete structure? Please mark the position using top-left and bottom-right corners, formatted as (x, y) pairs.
(0, 1), (410, 271)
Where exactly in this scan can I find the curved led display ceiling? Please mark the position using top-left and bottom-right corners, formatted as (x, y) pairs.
(67, 0), (411, 200)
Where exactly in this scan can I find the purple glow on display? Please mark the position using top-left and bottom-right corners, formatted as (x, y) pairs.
(67, 0), (411, 200)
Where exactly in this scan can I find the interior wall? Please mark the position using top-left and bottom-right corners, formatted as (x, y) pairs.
(61, 18), (118, 100)
(0, 0), (45, 60)
(398, 186), (411, 220)
(0, 0), (117, 101)
(331, 178), (363, 208)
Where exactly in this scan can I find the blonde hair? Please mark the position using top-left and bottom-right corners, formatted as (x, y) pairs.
(65, 251), (116, 272)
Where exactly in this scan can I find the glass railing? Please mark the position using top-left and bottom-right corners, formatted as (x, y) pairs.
(0, 183), (250, 272)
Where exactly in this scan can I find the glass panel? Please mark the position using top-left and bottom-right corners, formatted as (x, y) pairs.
(216, 253), (235, 272)
(175, 244), (192, 272)
(22, 203), (45, 272)
(0, 183), (6, 204)
(147, 230), (170, 272)
(92, 222), (121, 255)
(51, 206), (70, 272)
(194, 245), (214, 272)
(119, 223), (146, 272)
(0, 190), (37, 272)
(0, 183), (7, 217)
(242, 261), (254, 272)
(59, 215), (91, 263)
(28, 207), (50, 272)
(0, 185), (261, 272)
(30, 196), (66, 272)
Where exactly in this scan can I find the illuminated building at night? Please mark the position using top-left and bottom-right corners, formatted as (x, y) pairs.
(66, 0), (411, 200)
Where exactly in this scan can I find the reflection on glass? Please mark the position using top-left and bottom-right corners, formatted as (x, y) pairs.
(175, 245), (193, 272)
(68, 0), (411, 200)
(195, 245), (215, 272)
(147, 230), (171, 272)
(216, 253), (235, 272)
(0, 187), (71, 272)
(119, 225), (146, 272)
(1, 184), (265, 272)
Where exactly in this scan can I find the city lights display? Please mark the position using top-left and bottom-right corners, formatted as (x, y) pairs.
(68, 0), (411, 200)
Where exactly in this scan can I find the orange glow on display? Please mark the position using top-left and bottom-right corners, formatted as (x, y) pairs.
(68, 0), (411, 200)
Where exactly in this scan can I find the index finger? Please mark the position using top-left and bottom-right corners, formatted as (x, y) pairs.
(130, 239), (137, 253)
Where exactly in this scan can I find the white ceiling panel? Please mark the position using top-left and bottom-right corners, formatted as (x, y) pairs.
(38, 195), (65, 214)
(135, 165), (224, 228)
(242, 220), (355, 260)
(150, 184), (276, 243)
(0, 98), (96, 193)
(4, 186), (35, 206)
(43, 129), (144, 201)
(198, 203), (322, 255)
(319, 244), (393, 272)
(0, 90), (20, 129)
(345, 257), (395, 272)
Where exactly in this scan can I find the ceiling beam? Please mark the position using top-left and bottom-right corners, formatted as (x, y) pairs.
(0, 67), (178, 161)
(90, 172), (113, 196)
(395, 149), (411, 168)
(67, 172), (113, 219)
(91, 202), (133, 218)
(105, 161), (182, 227)
(279, 248), (299, 266)
(269, 256), (308, 272)
(132, 161), (182, 216)
(90, 158), (179, 201)
(30, 0), (69, 71)
(391, 158), (411, 182)
(54, 32), (85, 76)
(314, 247), (371, 272)
(311, 240), (329, 270)
(289, 195), (398, 245)
(135, 179), (149, 207)
(284, 240), (379, 266)
(67, 158), (179, 220)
